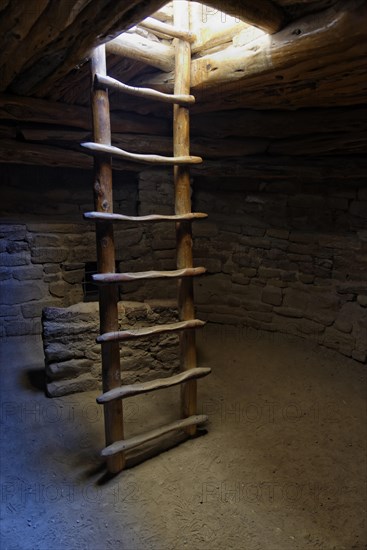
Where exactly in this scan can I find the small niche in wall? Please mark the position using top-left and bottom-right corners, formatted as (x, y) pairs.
(83, 261), (120, 302)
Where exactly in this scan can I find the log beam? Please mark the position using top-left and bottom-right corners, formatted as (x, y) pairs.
(190, 1), (367, 93)
(106, 34), (175, 72)
(5, 0), (168, 96)
(202, 0), (287, 34)
(137, 17), (196, 42)
(134, 0), (367, 111)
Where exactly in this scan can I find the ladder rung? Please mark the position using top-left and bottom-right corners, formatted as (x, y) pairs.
(137, 17), (196, 43)
(97, 367), (211, 403)
(92, 267), (206, 284)
(95, 73), (195, 106)
(101, 414), (208, 456)
(83, 211), (208, 222)
(97, 319), (205, 343)
(81, 142), (202, 166)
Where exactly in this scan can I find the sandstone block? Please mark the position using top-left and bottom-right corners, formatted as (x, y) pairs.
(258, 267), (281, 279)
(357, 295), (367, 307)
(274, 307), (303, 318)
(0, 252), (29, 266)
(46, 359), (94, 379)
(322, 327), (354, 357)
(231, 274), (250, 286)
(0, 225), (26, 240)
(32, 234), (61, 247)
(6, 241), (28, 254)
(44, 264), (60, 274)
(262, 286), (282, 306)
(248, 311), (273, 323)
(267, 228), (290, 240)
(0, 305), (20, 317)
(46, 375), (99, 397)
(22, 301), (57, 319)
(1, 281), (44, 305)
(49, 281), (70, 298)
(5, 320), (41, 337)
(289, 232), (317, 244)
(43, 301), (179, 396)
(334, 317), (353, 334)
(352, 350), (366, 362)
(31, 247), (68, 263)
(12, 266), (43, 280)
(0, 269), (11, 281)
(62, 269), (84, 284)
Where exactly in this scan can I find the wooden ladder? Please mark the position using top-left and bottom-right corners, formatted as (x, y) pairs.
(82, 1), (210, 473)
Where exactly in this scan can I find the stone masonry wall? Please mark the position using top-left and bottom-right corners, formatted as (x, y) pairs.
(0, 164), (138, 340)
(43, 301), (178, 396)
(130, 169), (367, 363)
(1, 163), (367, 374)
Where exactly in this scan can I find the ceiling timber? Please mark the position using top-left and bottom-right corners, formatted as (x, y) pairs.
(0, 0), (364, 111)
(0, 0), (366, 173)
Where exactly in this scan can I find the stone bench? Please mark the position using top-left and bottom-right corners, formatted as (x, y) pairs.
(42, 300), (179, 397)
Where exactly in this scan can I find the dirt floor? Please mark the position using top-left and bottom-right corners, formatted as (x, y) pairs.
(0, 324), (366, 550)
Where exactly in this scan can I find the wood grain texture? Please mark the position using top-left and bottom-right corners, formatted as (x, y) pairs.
(81, 141), (202, 165)
(95, 73), (195, 106)
(133, 0), (367, 112)
(172, 1), (199, 437)
(6, 0), (167, 95)
(106, 34), (174, 72)
(138, 16), (196, 42)
(97, 319), (206, 343)
(101, 415), (208, 456)
(90, 45), (124, 474)
(0, 0), (361, 112)
(204, 0), (287, 33)
(92, 267), (206, 283)
(97, 368), (212, 403)
(83, 211), (208, 222)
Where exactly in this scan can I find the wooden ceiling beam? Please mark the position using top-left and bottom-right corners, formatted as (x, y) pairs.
(4, 0), (167, 96)
(190, 0), (366, 89)
(203, 0), (287, 34)
(134, 0), (367, 111)
(106, 34), (174, 72)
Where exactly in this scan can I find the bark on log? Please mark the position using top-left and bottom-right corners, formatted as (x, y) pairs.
(134, 0), (367, 111)
(106, 34), (175, 72)
(5, 0), (168, 96)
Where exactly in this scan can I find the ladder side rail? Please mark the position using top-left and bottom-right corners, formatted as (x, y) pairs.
(173, 1), (198, 436)
(91, 45), (125, 473)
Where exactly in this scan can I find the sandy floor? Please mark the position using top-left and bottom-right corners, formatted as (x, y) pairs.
(0, 324), (366, 550)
